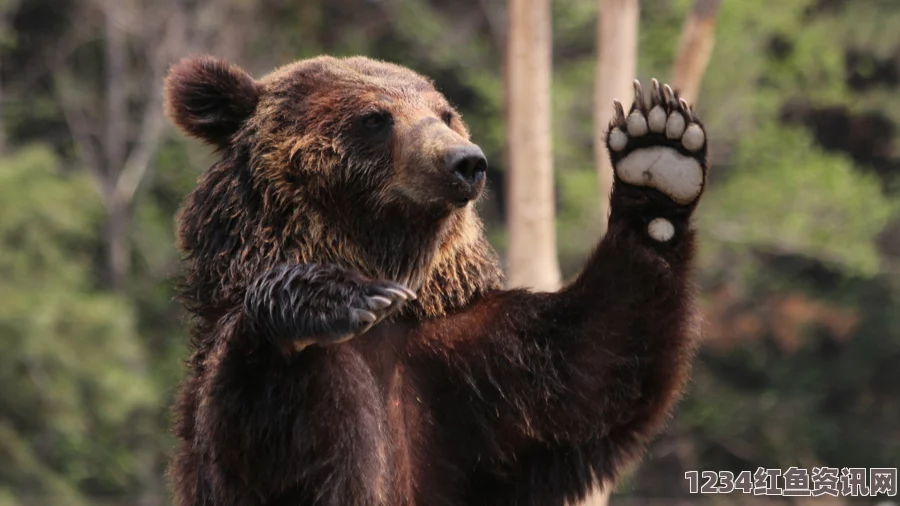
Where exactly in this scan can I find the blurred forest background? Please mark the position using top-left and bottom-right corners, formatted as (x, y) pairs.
(0, 0), (899, 504)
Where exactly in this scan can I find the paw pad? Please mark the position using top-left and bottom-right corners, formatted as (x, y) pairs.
(681, 124), (705, 152)
(608, 128), (628, 151)
(648, 106), (667, 133)
(647, 217), (675, 242)
(627, 111), (649, 136)
(665, 112), (686, 140)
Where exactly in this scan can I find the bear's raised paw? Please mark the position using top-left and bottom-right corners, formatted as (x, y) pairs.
(605, 79), (708, 242)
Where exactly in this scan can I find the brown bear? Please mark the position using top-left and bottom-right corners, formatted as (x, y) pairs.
(164, 54), (707, 506)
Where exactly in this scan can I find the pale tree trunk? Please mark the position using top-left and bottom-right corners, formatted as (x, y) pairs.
(103, 0), (130, 290)
(589, 3), (639, 505)
(593, 0), (639, 240)
(504, 0), (561, 291)
(670, 0), (721, 105)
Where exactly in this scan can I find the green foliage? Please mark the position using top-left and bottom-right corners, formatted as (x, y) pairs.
(700, 125), (896, 275)
(0, 147), (155, 501)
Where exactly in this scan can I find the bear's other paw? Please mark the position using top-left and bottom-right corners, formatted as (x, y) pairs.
(244, 264), (415, 353)
(606, 79), (708, 207)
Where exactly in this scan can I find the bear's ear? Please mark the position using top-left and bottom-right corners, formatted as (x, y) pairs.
(164, 55), (260, 146)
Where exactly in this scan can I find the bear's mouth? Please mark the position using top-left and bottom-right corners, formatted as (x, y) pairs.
(449, 170), (486, 208)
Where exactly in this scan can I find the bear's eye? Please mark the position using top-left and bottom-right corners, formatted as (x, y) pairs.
(441, 111), (454, 127)
(361, 111), (392, 132)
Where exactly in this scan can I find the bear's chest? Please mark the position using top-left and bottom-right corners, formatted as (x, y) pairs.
(346, 322), (431, 502)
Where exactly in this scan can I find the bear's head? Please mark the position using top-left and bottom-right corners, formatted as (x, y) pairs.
(164, 55), (503, 322)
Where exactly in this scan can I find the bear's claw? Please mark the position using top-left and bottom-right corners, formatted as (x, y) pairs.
(366, 296), (393, 311)
(350, 281), (417, 334)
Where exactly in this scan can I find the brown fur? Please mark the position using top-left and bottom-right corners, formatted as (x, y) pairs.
(165, 55), (702, 506)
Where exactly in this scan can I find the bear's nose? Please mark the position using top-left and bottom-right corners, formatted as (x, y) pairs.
(444, 145), (487, 184)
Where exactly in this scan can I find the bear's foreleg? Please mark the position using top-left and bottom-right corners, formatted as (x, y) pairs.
(174, 264), (416, 506)
(407, 79), (706, 498)
(185, 311), (393, 506)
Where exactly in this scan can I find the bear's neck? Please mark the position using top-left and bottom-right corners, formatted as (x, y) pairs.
(379, 207), (504, 319)
(316, 203), (505, 319)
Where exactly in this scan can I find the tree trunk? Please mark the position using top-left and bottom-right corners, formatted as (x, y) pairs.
(670, 0), (721, 105)
(594, 0), (639, 240)
(104, 0), (129, 290)
(504, 0), (561, 291)
(589, 4), (638, 504)
(104, 193), (132, 291)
